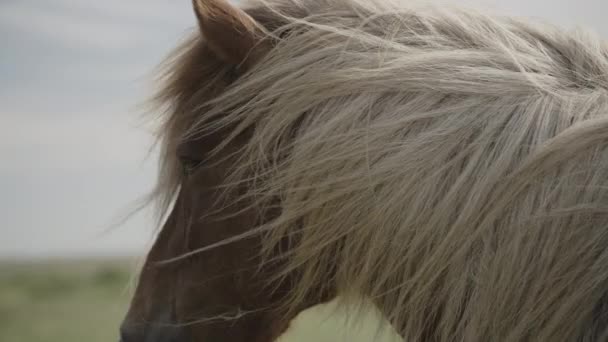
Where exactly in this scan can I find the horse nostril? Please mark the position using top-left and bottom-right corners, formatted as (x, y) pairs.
(120, 321), (187, 342)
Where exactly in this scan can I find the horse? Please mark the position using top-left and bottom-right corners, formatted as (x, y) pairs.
(119, 0), (608, 341)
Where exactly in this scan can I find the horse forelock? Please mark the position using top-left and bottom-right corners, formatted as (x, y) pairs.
(147, 0), (608, 340)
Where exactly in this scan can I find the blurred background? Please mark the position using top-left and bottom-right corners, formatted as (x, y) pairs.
(0, 0), (606, 341)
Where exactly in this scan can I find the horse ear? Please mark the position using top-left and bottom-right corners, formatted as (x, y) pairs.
(193, 0), (269, 68)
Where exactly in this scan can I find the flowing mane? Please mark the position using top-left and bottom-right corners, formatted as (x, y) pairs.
(128, 0), (608, 340)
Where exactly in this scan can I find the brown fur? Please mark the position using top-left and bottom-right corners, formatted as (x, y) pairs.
(193, 0), (271, 69)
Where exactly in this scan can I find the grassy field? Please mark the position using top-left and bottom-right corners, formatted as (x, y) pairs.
(0, 259), (133, 342)
(0, 260), (401, 342)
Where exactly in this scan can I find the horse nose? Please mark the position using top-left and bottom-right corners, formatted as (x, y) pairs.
(120, 321), (187, 342)
(119, 326), (136, 342)
(119, 323), (144, 342)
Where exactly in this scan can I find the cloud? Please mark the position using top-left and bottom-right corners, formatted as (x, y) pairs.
(0, 0), (190, 50)
(0, 0), (194, 95)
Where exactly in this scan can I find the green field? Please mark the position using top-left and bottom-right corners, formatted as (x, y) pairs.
(0, 260), (133, 342)
(0, 260), (401, 342)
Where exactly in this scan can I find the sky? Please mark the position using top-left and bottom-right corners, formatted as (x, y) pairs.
(1, 0), (607, 259)
(0, 0), (193, 259)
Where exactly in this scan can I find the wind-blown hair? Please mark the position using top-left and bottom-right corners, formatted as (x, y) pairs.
(152, 0), (608, 340)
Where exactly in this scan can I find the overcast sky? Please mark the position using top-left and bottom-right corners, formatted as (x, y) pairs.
(0, 0), (193, 259)
(1, 0), (606, 259)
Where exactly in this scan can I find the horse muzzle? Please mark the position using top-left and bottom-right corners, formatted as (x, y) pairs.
(120, 312), (189, 342)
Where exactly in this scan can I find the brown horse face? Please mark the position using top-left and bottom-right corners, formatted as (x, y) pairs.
(120, 168), (282, 342)
(120, 2), (289, 339)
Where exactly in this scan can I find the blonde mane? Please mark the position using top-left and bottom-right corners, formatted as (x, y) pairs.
(152, 0), (608, 340)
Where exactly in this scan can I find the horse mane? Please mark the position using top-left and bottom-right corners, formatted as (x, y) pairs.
(151, 0), (608, 340)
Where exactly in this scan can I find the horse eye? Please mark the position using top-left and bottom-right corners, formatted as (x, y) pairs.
(226, 66), (240, 82)
(180, 156), (203, 175)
